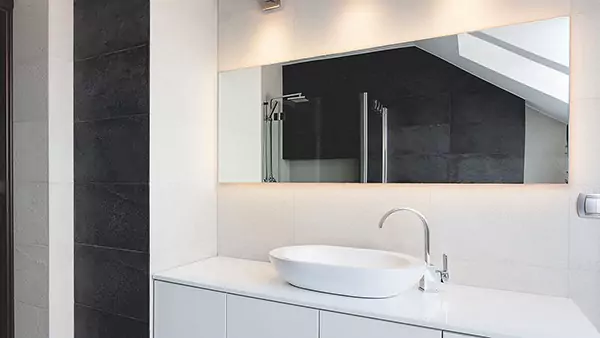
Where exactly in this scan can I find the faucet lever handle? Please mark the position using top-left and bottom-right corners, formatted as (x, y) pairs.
(438, 254), (450, 283)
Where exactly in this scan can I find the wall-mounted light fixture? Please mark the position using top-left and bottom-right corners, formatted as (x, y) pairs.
(262, 0), (281, 11)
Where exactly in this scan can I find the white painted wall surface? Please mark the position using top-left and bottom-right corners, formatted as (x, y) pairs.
(569, 0), (600, 330)
(524, 106), (568, 184)
(218, 0), (570, 72)
(219, 67), (263, 183)
(150, 0), (218, 335)
(150, 0), (218, 274)
(48, 0), (74, 337)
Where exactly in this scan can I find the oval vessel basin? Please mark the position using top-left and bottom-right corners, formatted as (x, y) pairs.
(269, 245), (425, 298)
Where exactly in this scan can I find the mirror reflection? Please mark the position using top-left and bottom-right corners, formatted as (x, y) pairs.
(219, 17), (570, 184)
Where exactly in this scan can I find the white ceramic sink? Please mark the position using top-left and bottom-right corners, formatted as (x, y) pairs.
(269, 245), (425, 298)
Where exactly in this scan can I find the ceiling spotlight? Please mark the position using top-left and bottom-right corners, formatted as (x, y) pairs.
(262, 0), (281, 11)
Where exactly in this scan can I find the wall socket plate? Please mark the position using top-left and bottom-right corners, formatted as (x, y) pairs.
(577, 193), (600, 219)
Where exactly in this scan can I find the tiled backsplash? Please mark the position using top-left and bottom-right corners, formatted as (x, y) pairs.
(218, 184), (570, 296)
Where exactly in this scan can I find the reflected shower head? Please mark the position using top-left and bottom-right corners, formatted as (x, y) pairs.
(266, 93), (310, 120)
(286, 95), (309, 103)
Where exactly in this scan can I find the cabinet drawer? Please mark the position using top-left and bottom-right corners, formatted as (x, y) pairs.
(321, 311), (441, 338)
(226, 295), (319, 338)
(154, 281), (226, 338)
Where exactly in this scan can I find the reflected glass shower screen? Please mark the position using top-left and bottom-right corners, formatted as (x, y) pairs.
(360, 92), (388, 183)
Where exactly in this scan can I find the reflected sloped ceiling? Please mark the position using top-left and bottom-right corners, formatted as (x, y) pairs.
(416, 17), (570, 123)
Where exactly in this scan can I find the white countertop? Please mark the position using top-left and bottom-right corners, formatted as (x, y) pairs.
(154, 257), (599, 338)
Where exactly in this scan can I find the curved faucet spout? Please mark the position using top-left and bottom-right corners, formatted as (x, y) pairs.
(378, 207), (431, 268)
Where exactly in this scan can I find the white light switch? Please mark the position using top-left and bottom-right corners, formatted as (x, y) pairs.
(578, 194), (600, 218)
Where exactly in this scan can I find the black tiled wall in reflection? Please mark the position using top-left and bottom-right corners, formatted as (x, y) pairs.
(74, 0), (149, 337)
(283, 47), (526, 183)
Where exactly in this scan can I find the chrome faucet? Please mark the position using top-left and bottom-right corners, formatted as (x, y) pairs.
(378, 207), (449, 293)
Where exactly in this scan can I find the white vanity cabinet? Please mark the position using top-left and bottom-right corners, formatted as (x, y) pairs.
(226, 294), (319, 338)
(321, 311), (441, 338)
(154, 281), (226, 338)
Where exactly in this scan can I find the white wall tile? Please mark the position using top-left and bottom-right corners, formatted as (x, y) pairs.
(429, 186), (569, 269)
(48, 183), (74, 338)
(569, 185), (600, 272)
(15, 301), (49, 338)
(569, 99), (600, 187)
(14, 182), (49, 246)
(571, 0), (600, 100)
(570, 269), (600, 329)
(13, 0), (72, 336)
(13, 121), (49, 183)
(218, 185), (294, 261)
(14, 244), (49, 309)
(293, 185), (431, 258)
(149, 0), (219, 275)
(151, 182), (218, 273)
(13, 0), (48, 66)
(48, 58), (73, 184)
(451, 259), (569, 297)
(13, 63), (49, 123)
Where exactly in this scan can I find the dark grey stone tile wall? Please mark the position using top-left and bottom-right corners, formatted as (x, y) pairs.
(74, 0), (149, 60)
(74, 244), (149, 320)
(74, 184), (149, 252)
(74, 0), (149, 336)
(74, 115), (149, 183)
(75, 305), (148, 338)
(74, 46), (149, 122)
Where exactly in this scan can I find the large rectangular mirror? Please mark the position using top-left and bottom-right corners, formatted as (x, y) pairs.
(219, 17), (569, 184)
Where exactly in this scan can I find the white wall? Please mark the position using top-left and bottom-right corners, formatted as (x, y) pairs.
(219, 67), (263, 183)
(13, 0), (74, 337)
(524, 106), (568, 183)
(216, 0), (589, 303)
(47, 0), (74, 336)
(218, 0), (570, 72)
(150, 0), (218, 274)
(215, 0), (600, 329)
(150, 1), (218, 334)
(569, 0), (600, 329)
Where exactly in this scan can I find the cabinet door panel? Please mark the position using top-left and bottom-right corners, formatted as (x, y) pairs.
(321, 311), (441, 338)
(154, 281), (226, 338)
(226, 295), (319, 338)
